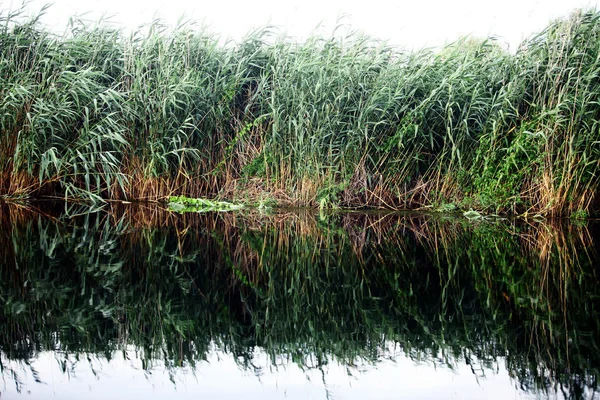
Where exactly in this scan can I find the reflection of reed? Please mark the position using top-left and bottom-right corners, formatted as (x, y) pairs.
(0, 203), (599, 398)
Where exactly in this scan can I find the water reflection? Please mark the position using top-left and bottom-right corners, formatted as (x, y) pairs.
(0, 203), (598, 398)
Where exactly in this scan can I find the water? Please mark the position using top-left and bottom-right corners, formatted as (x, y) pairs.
(1, 203), (599, 399)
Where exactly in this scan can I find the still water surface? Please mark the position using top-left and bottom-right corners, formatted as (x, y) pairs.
(0, 203), (598, 399)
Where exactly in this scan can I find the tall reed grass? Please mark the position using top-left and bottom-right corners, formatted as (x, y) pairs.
(1, 5), (600, 215)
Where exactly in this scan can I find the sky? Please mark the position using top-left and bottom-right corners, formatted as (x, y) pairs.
(3, 346), (532, 399)
(4, 0), (600, 50)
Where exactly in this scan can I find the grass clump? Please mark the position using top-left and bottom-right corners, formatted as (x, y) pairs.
(168, 196), (243, 212)
(1, 5), (600, 216)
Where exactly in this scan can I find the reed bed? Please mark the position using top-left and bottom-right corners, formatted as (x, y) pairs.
(1, 5), (600, 215)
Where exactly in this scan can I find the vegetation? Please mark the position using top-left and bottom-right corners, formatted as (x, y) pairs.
(168, 195), (244, 212)
(0, 203), (599, 398)
(1, 5), (600, 216)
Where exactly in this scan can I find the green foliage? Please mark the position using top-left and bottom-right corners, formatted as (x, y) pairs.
(241, 151), (274, 178)
(1, 5), (600, 215)
(570, 209), (589, 219)
(168, 195), (244, 212)
(316, 180), (347, 209)
(215, 114), (268, 172)
(433, 202), (458, 212)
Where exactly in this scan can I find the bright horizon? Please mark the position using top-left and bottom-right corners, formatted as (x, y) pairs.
(4, 0), (600, 50)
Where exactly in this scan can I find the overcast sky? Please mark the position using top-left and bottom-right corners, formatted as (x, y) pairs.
(6, 0), (600, 50)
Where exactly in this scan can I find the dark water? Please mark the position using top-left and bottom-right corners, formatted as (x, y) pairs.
(1, 203), (599, 399)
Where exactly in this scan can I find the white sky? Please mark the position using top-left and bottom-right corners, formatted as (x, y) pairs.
(4, 0), (600, 50)
(2, 346), (535, 399)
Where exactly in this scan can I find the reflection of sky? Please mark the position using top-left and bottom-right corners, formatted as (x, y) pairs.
(2, 344), (548, 399)
(8, 0), (600, 51)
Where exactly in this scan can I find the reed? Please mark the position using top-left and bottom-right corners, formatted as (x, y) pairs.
(1, 5), (600, 216)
